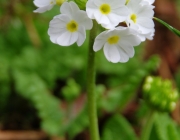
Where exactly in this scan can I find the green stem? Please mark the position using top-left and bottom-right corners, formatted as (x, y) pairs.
(87, 20), (100, 140)
(141, 110), (157, 140)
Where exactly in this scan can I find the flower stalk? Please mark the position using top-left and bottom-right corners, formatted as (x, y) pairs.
(87, 20), (100, 140)
(141, 110), (157, 140)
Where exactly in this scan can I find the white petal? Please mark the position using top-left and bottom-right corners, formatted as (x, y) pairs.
(110, 0), (126, 8)
(34, 0), (52, 7)
(106, 13), (120, 26)
(120, 34), (141, 46)
(143, 0), (155, 5)
(117, 47), (129, 63)
(60, 1), (79, 16)
(136, 34), (146, 42)
(49, 14), (69, 28)
(86, 0), (97, 19)
(115, 27), (132, 35)
(118, 41), (135, 57)
(127, 0), (140, 13)
(101, 23), (116, 29)
(94, 11), (110, 25)
(74, 11), (93, 30)
(103, 43), (120, 63)
(34, 5), (54, 13)
(111, 6), (129, 22)
(94, 0), (103, 6)
(77, 26), (86, 46)
(93, 31), (108, 51)
(129, 23), (140, 32)
(143, 29), (155, 40)
(137, 17), (154, 34)
(136, 6), (154, 18)
(49, 28), (67, 43)
(56, 31), (78, 46)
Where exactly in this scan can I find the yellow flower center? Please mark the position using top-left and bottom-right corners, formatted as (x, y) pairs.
(108, 36), (120, 44)
(130, 14), (137, 23)
(100, 4), (111, 15)
(56, 0), (65, 6)
(66, 20), (78, 32)
(125, 0), (130, 5)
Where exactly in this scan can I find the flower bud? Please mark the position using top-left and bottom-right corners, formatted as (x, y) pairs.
(143, 76), (179, 112)
(56, 0), (66, 6)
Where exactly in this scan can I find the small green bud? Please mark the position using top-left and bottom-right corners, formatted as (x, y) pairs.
(170, 90), (179, 100)
(146, 76), (153, 84)
(56, 0), (66, 6)
(74, 0), (87, 10)
(143, 83), (151, 91)
(143, 76), (179, 112)
(169, 102), (176, 111)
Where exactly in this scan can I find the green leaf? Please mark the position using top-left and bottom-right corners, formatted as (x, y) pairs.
(143, 112), (180, 140)
(148, 124), (161, 140)
(13, 70), (65, 135)
(102, 114), (138, 140)
(154, 113), (180, 140)
(141, 112), (157, 140)
(154, 17), (180, 37)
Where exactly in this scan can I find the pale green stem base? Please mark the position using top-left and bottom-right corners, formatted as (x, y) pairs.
(141, 111), (157, 140)
(87, 20), (100, 140)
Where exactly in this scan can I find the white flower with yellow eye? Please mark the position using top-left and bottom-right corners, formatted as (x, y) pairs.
(86, 0), (129, 29)
(33, 0), (66, 13)
(48, 2), (93, 46)
(93, 27), (141, 63)
(126, 0), (155, 41)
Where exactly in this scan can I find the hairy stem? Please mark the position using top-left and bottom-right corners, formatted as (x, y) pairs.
(87, 20), (100, 140)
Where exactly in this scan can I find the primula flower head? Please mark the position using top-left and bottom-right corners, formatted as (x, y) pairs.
(93, 27), (141, 63)
(48, 1), (92, 46)
(86, 0), (129, 29)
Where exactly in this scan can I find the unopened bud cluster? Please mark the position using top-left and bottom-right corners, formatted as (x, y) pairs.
(143, 76), (179, 112)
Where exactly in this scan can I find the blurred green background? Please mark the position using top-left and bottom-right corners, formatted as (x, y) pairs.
(0, 0), (180, 140)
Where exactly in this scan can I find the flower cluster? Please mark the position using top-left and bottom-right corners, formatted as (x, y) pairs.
(33, 0), (155, 63)
(143, 76), (179, 112)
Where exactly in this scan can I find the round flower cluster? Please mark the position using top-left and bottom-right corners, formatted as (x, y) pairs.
(143, 76), (179, 112)
(33, 0), (155, 63)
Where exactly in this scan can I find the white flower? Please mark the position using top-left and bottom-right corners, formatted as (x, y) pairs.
(126, 0), (155, 41)
(86, 0), (129, 29)
(33, 0), (56, 13)
(48, 2), (93, 46)
(33, 0), (66, 13)
(93, 27), (141, 63)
